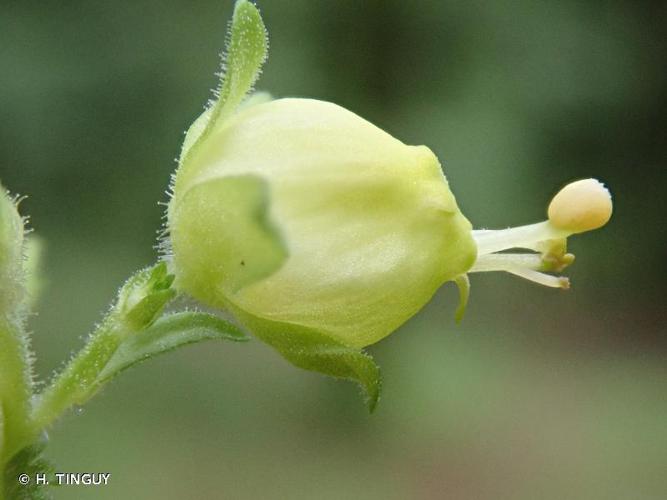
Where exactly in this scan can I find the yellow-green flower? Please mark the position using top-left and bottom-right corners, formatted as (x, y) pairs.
(169, 97), (477, 349)
(164, 0), (613, 410)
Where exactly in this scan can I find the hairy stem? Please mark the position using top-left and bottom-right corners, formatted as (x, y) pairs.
(31, 262), (175, 432)
(30, 313), (131, 432)
(0, 315), (34, 468)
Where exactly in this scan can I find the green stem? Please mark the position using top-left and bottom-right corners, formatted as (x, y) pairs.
(31, 262), (174, 433)
(0, 314), (34, 467)
(30, 313), (132, 432)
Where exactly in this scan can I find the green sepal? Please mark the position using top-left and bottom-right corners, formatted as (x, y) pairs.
(212, 0), (268, 126)
(96, 312), (248, 383)
(179, 90), (273, 167)
(454, 274), (470, 323)
(230, 306), (381, 412)
(180, 0), (268, 164)
(3, 440), (55, 500)
(170, 175), (288, 304)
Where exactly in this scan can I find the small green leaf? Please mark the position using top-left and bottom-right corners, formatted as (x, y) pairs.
(96, 312), (248, 383)
(231, 307), (382, 412)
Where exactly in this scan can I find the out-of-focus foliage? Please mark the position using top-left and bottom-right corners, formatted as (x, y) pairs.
(0, 1), (664, 499)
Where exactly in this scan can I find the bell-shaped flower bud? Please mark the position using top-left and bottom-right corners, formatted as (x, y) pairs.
(170, 97), (477, 348)
(164, 0), (477, 409)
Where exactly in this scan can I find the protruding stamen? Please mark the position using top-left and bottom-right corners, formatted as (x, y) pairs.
(470, 247), (574, 288)
(466, 177), (611, 296)
(505, 267), (570, 289)
(470, 253), (544, 273)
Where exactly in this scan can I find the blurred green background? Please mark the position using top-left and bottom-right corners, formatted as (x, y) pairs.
(1, 0), (665, 498)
